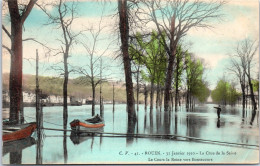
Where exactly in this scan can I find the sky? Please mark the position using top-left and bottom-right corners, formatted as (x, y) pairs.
(1, 0), (259, 90)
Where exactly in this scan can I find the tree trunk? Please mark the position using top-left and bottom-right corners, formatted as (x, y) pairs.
(100, 59), (104, 118)
(118, 0), (136, 121)
(136, 68), (139, 111)
(91, 81), (96, 116)
(156, 84), (160, 111)
(8, 0), (36, 125)
(144, 84), (148, 112)
(150, 81), (155, 114)
(164, 54), (175, 112)
(171, 92), (174, 111)
(175, 55), (180, 112)
(175, 86), (178, 112)
(160, 89), (163, 112)
(189, 95), (192, 109)
(164, 16), (176, 112)
(241, 83), (246, 110)
(63, 54), (68, 127)
(246, 84), (248, 108)
(186, 88), (189, 109)
(247, 74), (257, 110)
(9, 20), (23, 124)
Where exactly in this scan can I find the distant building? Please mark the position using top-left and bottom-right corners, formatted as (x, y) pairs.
(44, 95), (70, 104)
(2, 90), (89, 106)
(23, 92), (36, 103)
(70, 96), (82, 105)
(85, 96), (93, 104)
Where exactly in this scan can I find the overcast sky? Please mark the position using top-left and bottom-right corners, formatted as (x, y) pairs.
(2, 0), (259, 90)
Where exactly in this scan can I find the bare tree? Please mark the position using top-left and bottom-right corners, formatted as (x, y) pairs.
(229, 39), (258, 111)
(38, 0), (80, 127)
(2, 0), (37, 124)
(118, 0), (136, 122)
(135, 0), (225, 111)
(77, 16), (111, 116)
(228, 55), (246, 109)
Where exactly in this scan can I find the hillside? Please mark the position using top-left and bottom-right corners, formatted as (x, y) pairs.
(2, 73), (143, 103)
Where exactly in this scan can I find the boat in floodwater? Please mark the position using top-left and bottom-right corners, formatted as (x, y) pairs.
(3, 122), (37, 142)
(70, 114), (105, 133)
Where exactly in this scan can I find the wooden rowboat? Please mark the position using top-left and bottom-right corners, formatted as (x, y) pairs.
(3, 122), (37, 142)
(70, 119), (105, 133)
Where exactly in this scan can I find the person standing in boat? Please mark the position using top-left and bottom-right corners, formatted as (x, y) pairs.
(214, 105), (222, 119)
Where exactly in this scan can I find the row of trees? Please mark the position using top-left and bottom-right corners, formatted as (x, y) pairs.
(130, 32), (210, 113)
(5, 0), (225, 125)
(118, 0), (224, 122)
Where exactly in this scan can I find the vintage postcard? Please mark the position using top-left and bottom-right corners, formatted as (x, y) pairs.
(1, 0), (259, 164)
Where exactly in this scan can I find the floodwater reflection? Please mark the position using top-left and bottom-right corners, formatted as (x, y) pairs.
(3, 137), (36, 164)
(126, 119), (136, 145)
(217, 119), (220, 128)
(63, 129), (68, 164)
(2, 104), (259, 164)
(250, 109), (257, 125)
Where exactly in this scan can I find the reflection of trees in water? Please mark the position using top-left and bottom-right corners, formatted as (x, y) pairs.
(149, 109), (154, 134)
(257, 111), (259, 125)
(239, 129), (249, 145)
(99, 134), (103, 149)
(229, 108), (240, 116)
(146, 111), (172, 136)
(36, 130), (43, 164)
(126, 120), (136, 145)
(186, 115), (207, 138)
(36, 106), (44, 164)
(144, 111), (147, 133)
(163, 111), (171, 137)
(91, 134), (95, 151)
(242, 108), (245, 122)
(156, 112), (162, 133)
(10, 151), (22, 164)
(136, 111), (139, 134)
(63, 129), (68, 164)
(113, 109), (115, 130)
(241, 108), (258, 125)
(4, 137), (36, 164)
(174, 114), (178, 138)
(250, 109), (257, 125)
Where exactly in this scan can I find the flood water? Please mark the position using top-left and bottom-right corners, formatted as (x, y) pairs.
(2, 104), (259, 164)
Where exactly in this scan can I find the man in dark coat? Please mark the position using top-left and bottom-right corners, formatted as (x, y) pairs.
(214, 105), (221, 119)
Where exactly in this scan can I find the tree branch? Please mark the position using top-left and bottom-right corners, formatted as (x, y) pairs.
(3, 44), (12, 55)
(21, 0), (38, 24)
(2, 25), (11, 39)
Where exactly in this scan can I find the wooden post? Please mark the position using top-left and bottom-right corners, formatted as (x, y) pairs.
(113, 84), (115, 112)
(35, 50), (43, 165)
(35, 49), (40, 128)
